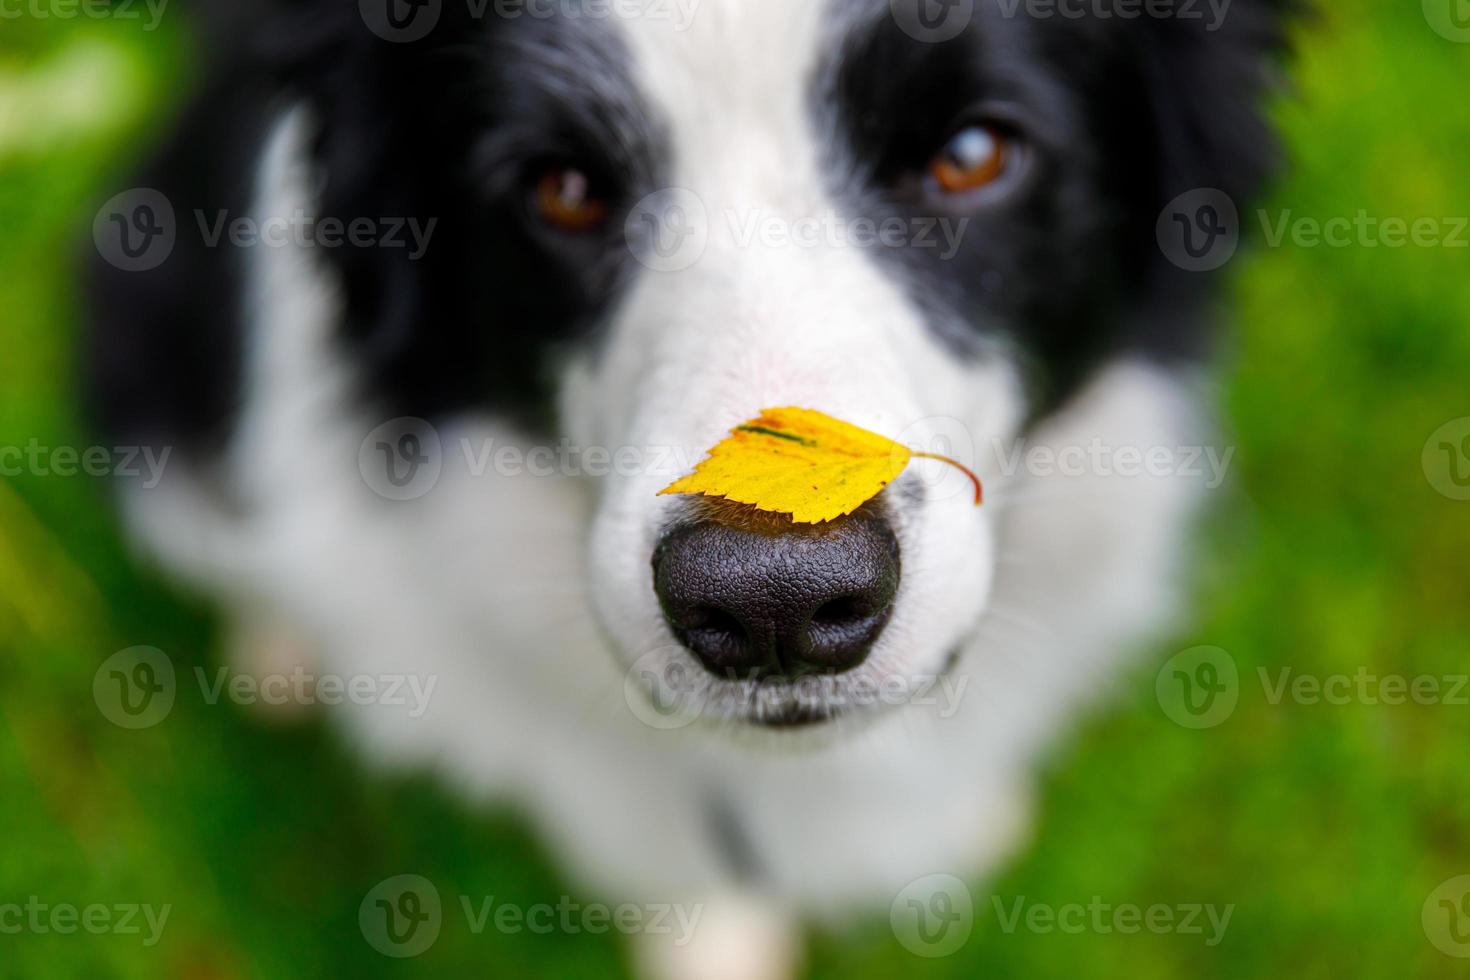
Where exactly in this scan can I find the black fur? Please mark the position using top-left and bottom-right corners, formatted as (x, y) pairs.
(83, 0), (1291, 452)
(86, 3), (661, 450)
(83, 66), (279, 453)
(297, 5), (662, 434)
(829, 0), (1293, 410)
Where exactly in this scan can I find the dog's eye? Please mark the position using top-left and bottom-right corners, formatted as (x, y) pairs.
(928, 124), (1009, 196)
(533, 166), (609, 233)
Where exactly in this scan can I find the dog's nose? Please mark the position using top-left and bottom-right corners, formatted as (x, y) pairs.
(652, 510), (900, 679)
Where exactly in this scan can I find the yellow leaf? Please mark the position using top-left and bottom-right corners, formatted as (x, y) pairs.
(659, 407), (981, 524)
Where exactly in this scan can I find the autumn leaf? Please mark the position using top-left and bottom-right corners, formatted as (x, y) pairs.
(659, 407), (982, 524)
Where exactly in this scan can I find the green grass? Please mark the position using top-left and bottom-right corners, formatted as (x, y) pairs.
(3, 4), (1469, 977)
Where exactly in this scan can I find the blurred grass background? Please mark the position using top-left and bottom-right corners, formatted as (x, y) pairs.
(2, 1), (1468, 977)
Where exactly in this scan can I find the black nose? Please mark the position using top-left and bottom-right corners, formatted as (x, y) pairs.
(652, 509), (900, 679)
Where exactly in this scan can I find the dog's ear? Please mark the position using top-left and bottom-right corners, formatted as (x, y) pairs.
(1104, 0), (1298, 361)
(1135, 0), (1298, 211)
(206, 3), (513, 420)
(254, 5), (566, 423)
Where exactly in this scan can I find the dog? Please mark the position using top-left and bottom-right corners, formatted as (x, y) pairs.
(85, 0), (1290, 976)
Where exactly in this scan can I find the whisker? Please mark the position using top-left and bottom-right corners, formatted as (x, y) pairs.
(979, 606), (1051, 637)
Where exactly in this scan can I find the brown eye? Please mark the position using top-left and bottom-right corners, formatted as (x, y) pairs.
(534, 166), (609, 232)
(929, 124), (1008, 195)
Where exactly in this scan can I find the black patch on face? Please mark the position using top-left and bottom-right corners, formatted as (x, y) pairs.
(84, 4), (665, 452)
(820, 0), (1292, 413)
(302, 6), (666, 433)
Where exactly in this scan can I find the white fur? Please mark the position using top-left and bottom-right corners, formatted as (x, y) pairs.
(120, 3), (1211, 973)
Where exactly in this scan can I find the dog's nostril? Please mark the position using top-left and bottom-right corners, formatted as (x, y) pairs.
(688, 606), (744, 636)
(651, 509), (900, 680)
(811, 596), (867, 627)
(684, 607), (750, 655)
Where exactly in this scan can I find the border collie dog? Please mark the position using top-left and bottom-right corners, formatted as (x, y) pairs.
(87, 0), (1288, 975)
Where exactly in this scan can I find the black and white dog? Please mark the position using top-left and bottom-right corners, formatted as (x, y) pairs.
(86, 0), (1289, 975)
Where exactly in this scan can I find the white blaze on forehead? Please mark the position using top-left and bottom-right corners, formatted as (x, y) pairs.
(615, 0), (833, 214)
(586, 0), (1015, 453)
(562, 0), (1031, 458)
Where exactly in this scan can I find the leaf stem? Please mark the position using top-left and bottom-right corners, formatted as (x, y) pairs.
(910, 452), (984, 505)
